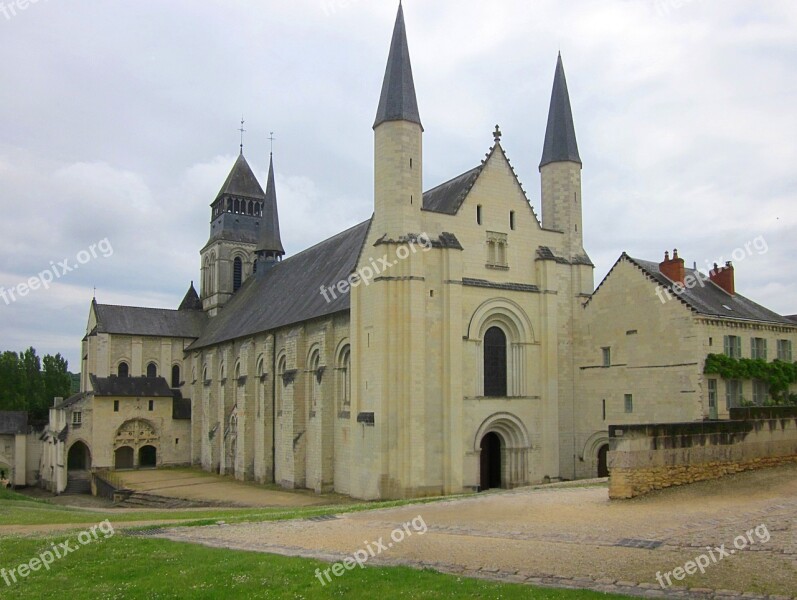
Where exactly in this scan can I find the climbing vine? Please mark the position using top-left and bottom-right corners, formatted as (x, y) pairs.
(704, 354), (797, 404)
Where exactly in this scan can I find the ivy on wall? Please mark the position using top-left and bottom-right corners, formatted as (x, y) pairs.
(704, 354), (797, 403)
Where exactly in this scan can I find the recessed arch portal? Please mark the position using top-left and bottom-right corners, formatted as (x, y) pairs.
(474, 413), (531, 490)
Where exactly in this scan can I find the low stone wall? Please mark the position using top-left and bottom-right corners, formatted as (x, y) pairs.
(608, 417), (797, 499)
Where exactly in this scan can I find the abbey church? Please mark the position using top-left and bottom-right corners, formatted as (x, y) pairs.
(35, 5), (796, 499)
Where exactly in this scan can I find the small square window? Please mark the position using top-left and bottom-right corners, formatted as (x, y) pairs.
(72, 412), (82, 425)
(624, 394), (633, 413)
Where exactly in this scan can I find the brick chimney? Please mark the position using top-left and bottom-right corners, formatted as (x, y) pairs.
(710, 261), (735, 295)
(659, 249), (685, 284)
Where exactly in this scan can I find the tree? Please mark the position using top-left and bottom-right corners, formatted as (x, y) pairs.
(0, 348), (73, 420)
(43, 354), (72, 416)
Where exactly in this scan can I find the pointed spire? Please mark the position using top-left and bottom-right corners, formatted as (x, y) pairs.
(373, 3), (423, 130)
(256, 153), (285, 257)
(178, 281), (203, 311)
(215, 153), (266, 202)
(539, 53), (581, 169)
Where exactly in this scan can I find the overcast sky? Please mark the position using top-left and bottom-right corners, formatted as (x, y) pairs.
(0, 0), (795, 370)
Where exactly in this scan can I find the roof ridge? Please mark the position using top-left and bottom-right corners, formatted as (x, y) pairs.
(272, 219), (372, 269)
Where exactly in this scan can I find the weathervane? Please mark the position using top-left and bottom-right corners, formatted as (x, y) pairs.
(238, 118), (246, 154)
(268, 131), (275, 155)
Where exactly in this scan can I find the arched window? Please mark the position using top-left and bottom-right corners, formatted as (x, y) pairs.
(308, 349), (321, 414)
(171, 365), (180, 388)
(203, 256), (211, 296)
(117, 362), (129, 378)
(338, 345), (351, 411)
(276, 355), (286, 414)
(483, 327), (507, 397)
(233, 257), (243, 292)
(146, 362), (157, 378)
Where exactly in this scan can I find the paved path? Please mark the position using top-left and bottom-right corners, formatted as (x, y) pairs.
(151, 466), (797, 599)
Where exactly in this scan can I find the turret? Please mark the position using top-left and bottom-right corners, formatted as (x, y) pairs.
(540, 53), (585, 260)
(372, 2), (423, 238)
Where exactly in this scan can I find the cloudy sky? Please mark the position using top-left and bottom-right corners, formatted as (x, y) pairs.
(0, 0), (795, 369)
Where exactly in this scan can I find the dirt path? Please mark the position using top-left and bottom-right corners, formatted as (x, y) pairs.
(153, 465), (797, 599)
(113, 469), (337, 507)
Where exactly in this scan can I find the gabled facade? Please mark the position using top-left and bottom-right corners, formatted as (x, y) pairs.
(573, 252), (797, 479)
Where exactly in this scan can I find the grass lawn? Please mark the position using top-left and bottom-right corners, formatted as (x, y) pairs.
(0, 534), (631, 599)
(0, 486), (451, 528)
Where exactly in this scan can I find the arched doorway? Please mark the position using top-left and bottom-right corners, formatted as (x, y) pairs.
(139, 445), (157, 468)
(480, 432), (503, 491)
(597, 444), (610, 478)
(115, 446), (134, 469)
(67, 441), (91, 471)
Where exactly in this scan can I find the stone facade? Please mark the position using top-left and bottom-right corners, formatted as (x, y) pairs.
(572, 255), (797, 481)
(607, 417), (797, 498)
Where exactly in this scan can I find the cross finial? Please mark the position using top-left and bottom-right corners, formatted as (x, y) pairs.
(493, 124), (502, 143)
(268, 131), (275, 155)
(238, 118), (246, 154)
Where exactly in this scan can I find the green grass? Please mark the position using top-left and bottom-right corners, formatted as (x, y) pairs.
(0, 492), (456, 528)
(0, 535), (630, 599)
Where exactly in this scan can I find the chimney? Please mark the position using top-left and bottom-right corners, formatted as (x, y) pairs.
(659, 249), (685, 285)
(710, 261), (735, 295)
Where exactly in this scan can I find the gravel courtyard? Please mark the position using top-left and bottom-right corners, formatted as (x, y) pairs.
(152, 465), (797, 599)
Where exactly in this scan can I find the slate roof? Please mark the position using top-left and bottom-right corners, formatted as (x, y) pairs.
(214, 153), (266, 202)
(787, 315), (797, 323)
(422, 166), (481, 215)
(540, 53), (581, 169)
(256, 154), (285, 256)
(0, 411), (28, 435)
(90, 375), (176, 397)
(189, 219), (372, 349)
(620, 254), (795, 326)
(55, 392), (88, 409)
(178, 283), (203, 311)
(373, 3), (422, 130)
(94, 301), (207, 338)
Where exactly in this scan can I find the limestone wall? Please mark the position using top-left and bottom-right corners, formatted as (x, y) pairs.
(608, 417), (797, 498)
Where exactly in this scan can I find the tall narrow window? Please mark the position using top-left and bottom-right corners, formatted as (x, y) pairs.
(723, 335), (742, 359)
(117, 362), (129, 378)
(338, 345), (351, 412)
(276, 355), (286, 415)
(171, 365), (180, 388)
(602, 347), (611, 367)
(725, 380), (742, 409)
(708, 379), (717, 410)
(483, 327), (507, 397)
(146, 362), (157, 378)
(509, 211), (515, 230)
(751, 338), (767, 360)
(233, 257), (243, 292)
(777, 339), (793, 362)
(477, 205), (482, 225)
(624, 394), (633, 413)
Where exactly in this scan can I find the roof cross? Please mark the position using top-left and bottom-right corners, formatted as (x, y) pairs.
(238, 118), (246, 154)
